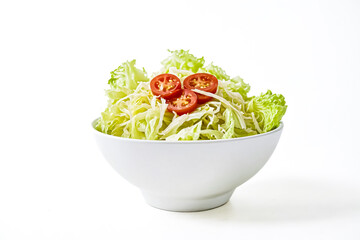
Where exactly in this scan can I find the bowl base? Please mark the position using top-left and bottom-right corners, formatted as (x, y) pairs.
(142, 189), (235, 212)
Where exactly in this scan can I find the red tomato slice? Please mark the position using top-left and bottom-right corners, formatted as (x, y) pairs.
(167, 89), (198, 115)
(150, 74), (182, 99)
(183, 73), (218, 104)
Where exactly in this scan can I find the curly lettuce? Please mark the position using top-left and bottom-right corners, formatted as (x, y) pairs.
(161, 49), (205, 73)
(108, 60), (148, 91)
(96, 50), (287, 141)
(246, 90), (287, 132)
(199, 63), (230, 81)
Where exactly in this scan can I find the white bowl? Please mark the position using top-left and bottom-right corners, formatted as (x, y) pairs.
(92, 119), (283, 212)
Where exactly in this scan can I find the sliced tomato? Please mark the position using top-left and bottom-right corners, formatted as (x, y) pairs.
(167, 89), (198, 115)
(150, 74), (182, 99)
(183, 73), (218, 104)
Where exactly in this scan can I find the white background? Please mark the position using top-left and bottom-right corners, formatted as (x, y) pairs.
(1, 0), (360, 239)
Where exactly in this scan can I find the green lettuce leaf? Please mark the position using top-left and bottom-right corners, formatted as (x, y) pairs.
(228, 76), (251, 100)
(200, 63), (230, 80)
(161, 49), (205, 73)
(108, 60), (148, 91)
(246, 90), (287, 132)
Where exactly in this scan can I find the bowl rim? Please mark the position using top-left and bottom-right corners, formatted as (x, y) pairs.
(92, 118), (283, 144)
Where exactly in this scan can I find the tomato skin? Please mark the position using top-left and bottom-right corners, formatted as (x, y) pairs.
(167, 89), (198, 115)
(183, 73), (218, 104)
(150, 74), (182, 99)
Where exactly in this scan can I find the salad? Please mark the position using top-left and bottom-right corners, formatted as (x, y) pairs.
(95, 50), (287, 141)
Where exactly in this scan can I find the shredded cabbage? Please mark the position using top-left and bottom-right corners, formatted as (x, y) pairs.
(96, 50), (287, 141)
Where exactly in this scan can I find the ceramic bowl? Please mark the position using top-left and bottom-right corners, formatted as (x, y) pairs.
(92, 119), (283, 212)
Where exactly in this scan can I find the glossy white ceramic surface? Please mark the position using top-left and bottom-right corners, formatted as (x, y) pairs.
(92, 119), (283, 212)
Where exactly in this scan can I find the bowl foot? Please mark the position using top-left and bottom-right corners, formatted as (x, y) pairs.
(142, 189), (235, 212)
